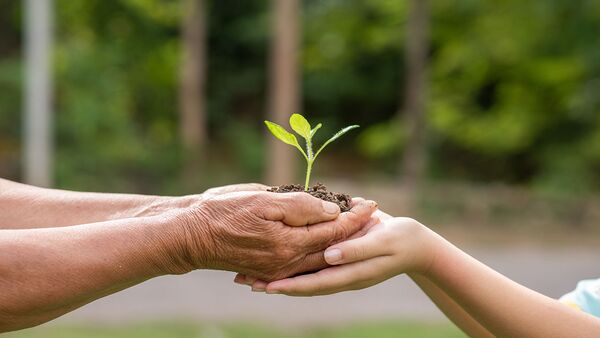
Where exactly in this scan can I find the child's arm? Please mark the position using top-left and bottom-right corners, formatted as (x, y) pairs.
(379, 209), (493, 337)
(410, 274), (494, 338)
(375, 211), (493, 337)
(261, 217), (600, 338)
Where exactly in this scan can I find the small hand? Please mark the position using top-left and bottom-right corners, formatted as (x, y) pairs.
(239, 211), (437, 295)
(169, 191), (378, 281)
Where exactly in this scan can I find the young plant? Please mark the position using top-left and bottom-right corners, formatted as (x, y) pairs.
(265, 114), (359, 191)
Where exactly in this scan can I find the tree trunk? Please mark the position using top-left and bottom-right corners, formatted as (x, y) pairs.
(179, 0), (207, 176)
(400, 0), (429, 193)
(266, 0), (301, 185)
(24, 0), (54, 187)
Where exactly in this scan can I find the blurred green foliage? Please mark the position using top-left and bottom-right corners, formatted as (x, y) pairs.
(0, 0), (598, 194)
(4, 321), (465, 338)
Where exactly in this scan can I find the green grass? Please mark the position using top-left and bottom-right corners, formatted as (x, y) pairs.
(4, 321), (466, 338)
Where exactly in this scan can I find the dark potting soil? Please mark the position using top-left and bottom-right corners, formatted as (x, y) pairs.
(267, 183), (352, 212)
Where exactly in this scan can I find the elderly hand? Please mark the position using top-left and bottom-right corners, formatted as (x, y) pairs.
(201, 183), (269, 197)
(167, 191), (378, 281)
(238, 210), (438, 295)
(136, 183), (269, 218)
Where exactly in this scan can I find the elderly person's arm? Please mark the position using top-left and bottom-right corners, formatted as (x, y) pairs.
(0, 178), (264, 229)
(0, 190), (377, 333)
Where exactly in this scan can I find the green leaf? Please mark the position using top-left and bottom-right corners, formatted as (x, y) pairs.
(289, 113), (311, 139)
(264, 120), (308, 160)
(310, 123), (322, 137)
(314, 125), (360, 159)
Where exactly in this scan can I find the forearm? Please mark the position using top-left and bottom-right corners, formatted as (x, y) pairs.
(425, 237), (600, 338)
(410, 273), (494, 338)
(0, 215), (195, 332)
(0, 178), (195, 229)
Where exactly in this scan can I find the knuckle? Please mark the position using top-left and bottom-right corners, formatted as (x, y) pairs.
(291, 192), (317, 208)
(377, 230), (395, 247)
(400, 217), (419, 226)
(312, 278), (327, 294)
(273, 193), (298, 210)
(203, 187), (218, 196)
(252, 192), (274, 207)
(249, 183), (269, 191)
(344, 210), (362, 224)
(350, 245), (365, 261)
(354, 266), (373, 283)
(272, 204), (287, 221)
(392, 217), (423, 235)
(334, 225), (350, 241)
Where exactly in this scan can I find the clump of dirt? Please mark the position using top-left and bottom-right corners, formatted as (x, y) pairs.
(267, 183), (352, 212)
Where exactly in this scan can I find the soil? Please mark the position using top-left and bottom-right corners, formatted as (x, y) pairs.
(267, 183), (352, 212)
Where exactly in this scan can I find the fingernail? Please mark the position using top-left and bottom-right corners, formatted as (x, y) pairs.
(252, 287), (265, 292)
(323, 201), (340, 214)
(266, 289), (280, 295)
(324, 248), (342, 264)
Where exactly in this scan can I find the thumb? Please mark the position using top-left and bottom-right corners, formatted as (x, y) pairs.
(264, 192), (340, 226)
(323, 232), (382, 265)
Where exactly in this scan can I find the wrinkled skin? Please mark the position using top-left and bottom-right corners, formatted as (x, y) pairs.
(176, 190), (378, 281)
(202, 183), (270, 198)
(163, 183), (270, 211)
(236, 210), (436, 295)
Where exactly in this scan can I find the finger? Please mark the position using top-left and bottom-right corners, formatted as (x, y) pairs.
(323, 231), (383, 265)
(303, 200), (378, 250)
(265, 256), (389, 296)
(234, 273), (257, 286)
(289, 250), (330, 276)
(234, 273), (246, 285)
(262, 192), (341, 226)
(345, 216), (380, 241)
(373, 209), (393, 221)
(251, 279), (268, 290)
(251, 280), (268, 292)
(351, 197), (365, 208)
(244, 275), (258, 285)
(247, 251), (331, 288)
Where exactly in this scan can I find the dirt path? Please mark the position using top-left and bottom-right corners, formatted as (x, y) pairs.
(53, 246), (598, 327)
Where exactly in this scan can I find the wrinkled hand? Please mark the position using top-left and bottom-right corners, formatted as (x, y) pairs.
(171, 191), (378, 281)
(173, 183), (270, 209)
(201, 183), (269, 198)
(134, 183), (269, 218)
(238, 210), (437, 295)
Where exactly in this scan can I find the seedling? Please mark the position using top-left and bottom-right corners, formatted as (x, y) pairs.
(265, 114), (359, 191)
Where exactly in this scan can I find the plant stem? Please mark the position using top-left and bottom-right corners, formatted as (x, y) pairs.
(304, 161), (313, 191)
(304, 136), (314, 191)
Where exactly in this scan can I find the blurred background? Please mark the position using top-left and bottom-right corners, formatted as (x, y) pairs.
(1, 0), (600, 337)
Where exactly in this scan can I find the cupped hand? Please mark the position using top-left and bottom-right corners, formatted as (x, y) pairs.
(175, 183), (270, 209)
(201, 183), (269, 198)
(239, 210), (438, 295)
(173, 191), (378, 281)
(137, 183), (269, 218)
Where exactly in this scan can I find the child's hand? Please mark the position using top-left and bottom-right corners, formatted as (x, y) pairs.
(237, 211), (440, 296)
